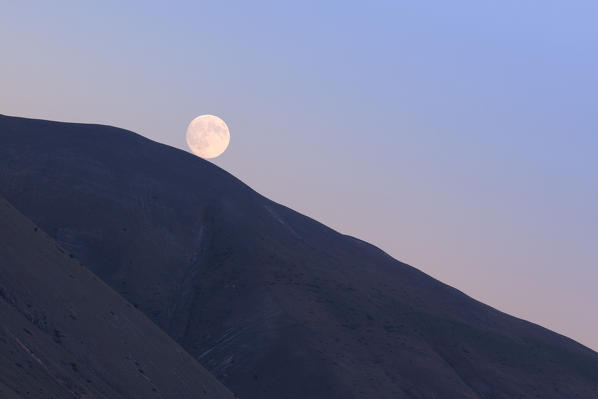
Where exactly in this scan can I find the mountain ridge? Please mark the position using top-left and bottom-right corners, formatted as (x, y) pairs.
(1, 114), (597, 398)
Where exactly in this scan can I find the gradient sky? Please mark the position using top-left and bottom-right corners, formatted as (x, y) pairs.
(2, 1), (597, 350)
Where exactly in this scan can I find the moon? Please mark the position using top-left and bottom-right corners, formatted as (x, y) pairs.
(186, 115), (230, 159)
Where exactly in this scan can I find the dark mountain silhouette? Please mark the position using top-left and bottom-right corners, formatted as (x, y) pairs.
(1, 114), (597, 398)
(0, 194), (234, 399)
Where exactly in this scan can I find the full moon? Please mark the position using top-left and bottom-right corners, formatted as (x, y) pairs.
(186, 115), (230, 159)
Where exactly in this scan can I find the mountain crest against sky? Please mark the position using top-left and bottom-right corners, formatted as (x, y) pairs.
(1, 114), (597, 398)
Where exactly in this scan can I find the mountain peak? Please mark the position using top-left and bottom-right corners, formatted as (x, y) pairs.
(1, 115), (597, 398)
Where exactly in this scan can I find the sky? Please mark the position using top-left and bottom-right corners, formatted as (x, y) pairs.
(2, 1), (597, 350)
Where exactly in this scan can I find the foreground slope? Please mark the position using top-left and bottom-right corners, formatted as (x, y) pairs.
(0, 194), (233, 399)
(1, 114), (597, 398)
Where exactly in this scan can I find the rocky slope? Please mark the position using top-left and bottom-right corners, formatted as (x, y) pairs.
(0, 194), (233, 399)
(1, 114), (597, 398)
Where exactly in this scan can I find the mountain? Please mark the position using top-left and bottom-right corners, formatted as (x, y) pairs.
(1, 114), (597, 399)
(0, 193), (234, 399)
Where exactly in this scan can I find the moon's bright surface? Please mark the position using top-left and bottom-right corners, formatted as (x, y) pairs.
(186, 115), (230, 159)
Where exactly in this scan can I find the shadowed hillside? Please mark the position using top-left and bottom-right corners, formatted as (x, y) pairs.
(0, 194), (233, 399)
(1, 114), (597, 398)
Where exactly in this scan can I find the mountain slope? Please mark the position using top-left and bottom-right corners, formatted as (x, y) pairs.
(0, 194), (234, 399)
(1, 114), (597, 398)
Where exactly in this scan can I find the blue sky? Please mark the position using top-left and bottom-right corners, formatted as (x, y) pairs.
(2, 1), (597, 349)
